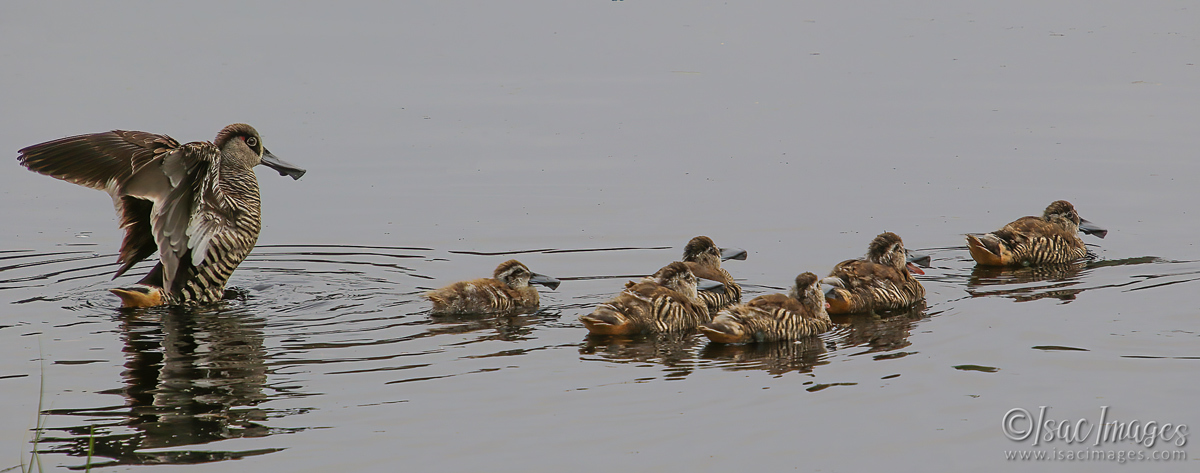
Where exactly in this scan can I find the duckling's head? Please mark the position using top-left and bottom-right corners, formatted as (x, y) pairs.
(788, 272), (827, 315)
(1043, 200), (1081, 232)
(494, 259), (560, 290)
(215, 123), (306, 180)
(682, 236), (722, 267)
(683, 236), (747, 267)
(653, 261), (700, 301)
(867, 232), (908, 268)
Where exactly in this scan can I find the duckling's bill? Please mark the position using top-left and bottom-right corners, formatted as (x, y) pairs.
(529, 273), (561, 290)
(697, 279), (725, 293)
(1078, 218), (1107, 239)
(906, 252), (932, 268)
(719, 247), (748, 261)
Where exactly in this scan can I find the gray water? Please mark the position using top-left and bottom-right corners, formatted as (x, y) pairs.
(2, 2), (1198, 471)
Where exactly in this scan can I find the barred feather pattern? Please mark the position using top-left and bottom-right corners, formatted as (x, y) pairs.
(582, 280), (710, 335)
(425, 280), (539, 315)
(697, 267), (741, 312)
(167, 168), (263, 305)
(650, 293), (712, 333)
(1007, 235), (1087, 266)
(831, 277), (925, 313)
(711, 304), (833, 343)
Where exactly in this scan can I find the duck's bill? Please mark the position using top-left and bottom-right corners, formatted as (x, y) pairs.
(719, 247), (748, 261)
(906, 252), (932, 268)
(905, 262), (926, 275)
(261, 149), (307, 180)
(821, 284), (843, 299)
(529, 273), (561, 290)
(1078, 218), (1107, 239)
(697, 279), (726, 293)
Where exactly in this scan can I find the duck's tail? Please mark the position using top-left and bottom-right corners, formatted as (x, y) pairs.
(110, 285), (165, 308)
(966, 233), (1009, 266)
(699, 311), (749, 344)
(824, 287), (855, 315)
(580, 304), (634, 335)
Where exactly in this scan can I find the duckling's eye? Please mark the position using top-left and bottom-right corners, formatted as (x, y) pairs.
(245, 136), (258, 148)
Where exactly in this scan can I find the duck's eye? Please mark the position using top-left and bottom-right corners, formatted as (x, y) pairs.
(245, 136), (258, 148)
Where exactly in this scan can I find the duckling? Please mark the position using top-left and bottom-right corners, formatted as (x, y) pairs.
(425, 259), (560, 315)
(17, 124), (306, 307)
(699, 272), (833, 344)
(823, 232), (926, 314)
(680, 236), (745, 313)
(967, 200), (1106, 267)
(580, 262), (711, 335)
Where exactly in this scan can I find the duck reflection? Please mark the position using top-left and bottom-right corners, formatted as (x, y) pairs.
(580, 333), (701, 380)
(38, 305), (294, 468)
(830, 303), (928, 356)
(965, 262), (1087, 302)
(426, 308), (558, 342)
(698, 337), (829, 375)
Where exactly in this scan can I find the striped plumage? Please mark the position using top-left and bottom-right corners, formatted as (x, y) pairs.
(680, 236), (743, 313)
(700, 272), (833, 344)
(967, 200), (1105, 267)
(424, 259), (560, 315)
(824, 232), (926, 314)
(17, 123), (305, 307)
(580, 262), (711, 335)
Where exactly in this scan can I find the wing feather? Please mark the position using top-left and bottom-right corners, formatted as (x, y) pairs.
(153, 144), (222, 293)
(18, 130), (182, 277)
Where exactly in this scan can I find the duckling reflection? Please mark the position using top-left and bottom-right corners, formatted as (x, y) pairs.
(823, 232), (926, 314)
(580, 262), (711, 335)
(424, 259), (560, 316)
(829, 302), (927, 356)
(423, 310), (557, 343)
(967, 200), (1105, 267)
(579, 332), (702, 380)
(700, 272), (833, 344)
(698, 337), (829, 375)
(37, 306), (293, 467)
(966, 262), (1087, 303)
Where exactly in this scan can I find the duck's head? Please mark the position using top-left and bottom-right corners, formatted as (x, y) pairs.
(682, 236), (747, 267)
(653, 261), (700, 301)
(215, 123), (306, 180)
(495, 259), (560, 290)
(1043, 200), (1080, 229)
(867, 232), (924, 275)
(1044, 200), (1107, 238)
(789, 272), (829, 314)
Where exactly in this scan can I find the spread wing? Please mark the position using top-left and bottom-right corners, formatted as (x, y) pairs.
(18, 130), (181, 277)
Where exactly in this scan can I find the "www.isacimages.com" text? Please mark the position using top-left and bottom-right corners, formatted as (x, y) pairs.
(1005, 448), (1186, 463)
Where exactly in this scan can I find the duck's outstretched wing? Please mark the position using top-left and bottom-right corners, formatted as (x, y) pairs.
(18, 130), (182, 278)
(17, 130), (177, 191)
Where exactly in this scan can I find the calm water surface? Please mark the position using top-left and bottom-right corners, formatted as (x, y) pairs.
(1, 2), (1198, 471)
